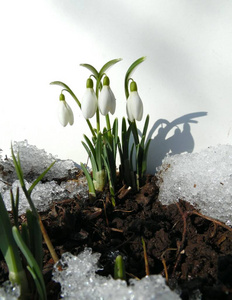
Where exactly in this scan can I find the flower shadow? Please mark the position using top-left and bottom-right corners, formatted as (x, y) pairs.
(146, 112), (208, 173)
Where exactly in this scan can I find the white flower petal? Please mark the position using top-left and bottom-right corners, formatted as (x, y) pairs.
(98, 86), (116, 116)
(65, 102), (74, 125)
(58, 101), (69, 126)
(126, 100), (134, 122)
(82, 88), (98, 119)
(127, 91), (143, 122)
(109, 88), (116, 115)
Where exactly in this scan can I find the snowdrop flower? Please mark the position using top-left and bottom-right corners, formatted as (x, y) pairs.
(58, 93), (74, 126)
(98, 76), (116, 115)
(81, 78), (98, 119)
(126, 81), (143, 122)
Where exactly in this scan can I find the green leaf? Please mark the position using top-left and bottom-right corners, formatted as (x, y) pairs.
(11, 145), (25, 189)
(80, 63), (99, 79)
(26, 210), (43, 271)
(10, 188), (19, 229)
(131, 121), (139, 146)
(80, 163), (96, 200)
(96, 58), (122, 95)
(124, 56), (146, 98)
(112, 118), (119, 158)
(12, 226), (47, 300)
(96, 133), (103, 170)
(142, 139), (151, 176)
(114, 255), (126, 280)
(129, 143), (135, 171)
(0, 194), (25, 282)
(99, 58), (122, 78)
(27, 265), (45, 300)
(83, 134), (96, 160)
(21, 223), (30, 249)
(81, 141), (98, 178)
(50, 81), (81, 108)
(142, 114), (150, 138)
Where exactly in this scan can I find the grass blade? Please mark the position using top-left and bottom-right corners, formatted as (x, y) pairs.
(12, 226), (47, 300)
(80, 63), (99, 79)
(124, 57), (146, 98)
(81, 163), (96, 200)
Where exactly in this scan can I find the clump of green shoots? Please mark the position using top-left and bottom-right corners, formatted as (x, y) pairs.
(51, 57), (151, 205)
(0, 146), (57, 299)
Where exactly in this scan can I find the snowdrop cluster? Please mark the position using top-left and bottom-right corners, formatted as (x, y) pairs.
(57, 71), (143, 127)
(51, 57), (150, 203)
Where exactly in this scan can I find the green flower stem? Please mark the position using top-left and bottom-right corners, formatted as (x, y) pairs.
(105, 114), (111, 137)
(87, 119), (96, 137)
(96, 107), (100, 133)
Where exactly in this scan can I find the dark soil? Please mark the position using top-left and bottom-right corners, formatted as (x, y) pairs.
(1, 174), (232, 299)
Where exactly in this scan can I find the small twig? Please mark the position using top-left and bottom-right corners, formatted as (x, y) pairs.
(38, 214), (59, 263)
(0, 178), (12, 186)
(190, 210), (232, 232)
(113, 209), (134, 213)
(161, 248), (177, 282)
(176, 202), (187, 247)
(126, 272), (140, 280)
(172, 202), (187, 276)
(102, 199), (109, 227)
(141, 237), (150, 276)
(110, 227), (123, 233)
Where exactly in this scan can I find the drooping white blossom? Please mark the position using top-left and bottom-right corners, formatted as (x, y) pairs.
(81, 78), (98, 119)
(126, 81), (143, 122)
(58, 94), (74, 126)
(98, 76), (116, 115)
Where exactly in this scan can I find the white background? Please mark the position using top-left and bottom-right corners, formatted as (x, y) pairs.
(1, 0), (232, 173)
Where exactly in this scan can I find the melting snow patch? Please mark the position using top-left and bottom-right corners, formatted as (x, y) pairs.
(0, 281), (20, 300)
(53, 248), (180, 300)
(0, 140), (88, 214)
(156, 144), (232, 225)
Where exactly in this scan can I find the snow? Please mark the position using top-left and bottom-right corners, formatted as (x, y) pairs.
(0, 140), (88, 215)
(156, 144), (232, 225)
(52, 248), (181, 300)
(0, 281), (20, 300)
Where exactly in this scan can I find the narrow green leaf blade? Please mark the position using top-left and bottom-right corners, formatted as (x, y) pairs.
(0, 194), (24, 277)
(99, 58), (122, 78)
(80, 63), (99, 79)
(12, 226), (47, 300)
(124, 56), (146, 98)
(50, 81), (81, 108)
(114, 255), (126, 280)
(81, 163), (96, 199)
(142, 114), (150, 138)
(81, 141), (98, 178)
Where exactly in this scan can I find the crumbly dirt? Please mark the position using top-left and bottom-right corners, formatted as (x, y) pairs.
(1, 175), (232, 299)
